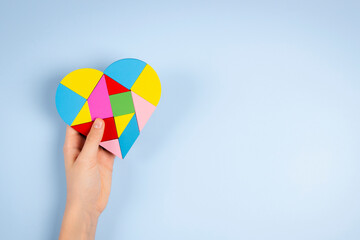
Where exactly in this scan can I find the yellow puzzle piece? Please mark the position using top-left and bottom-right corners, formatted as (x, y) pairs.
(131, 64), (161, 106)
(61, 68), (103, 99)
(71, 101), (92, 126)
(114, 113), (135, 137)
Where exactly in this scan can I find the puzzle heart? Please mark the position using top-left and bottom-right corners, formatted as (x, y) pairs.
(55, 58), (161, 158)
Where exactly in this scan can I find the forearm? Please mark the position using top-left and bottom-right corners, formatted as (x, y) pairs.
(59, 202), (99, 240)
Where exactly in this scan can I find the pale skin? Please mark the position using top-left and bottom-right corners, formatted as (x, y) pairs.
(59, 118), (115, 240)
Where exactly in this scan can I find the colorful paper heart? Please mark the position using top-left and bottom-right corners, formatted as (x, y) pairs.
(55, 58), (161, 158)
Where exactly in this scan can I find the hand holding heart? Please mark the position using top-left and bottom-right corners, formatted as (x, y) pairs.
(57, 59), (161, 239)
(59, 119), (115, 240)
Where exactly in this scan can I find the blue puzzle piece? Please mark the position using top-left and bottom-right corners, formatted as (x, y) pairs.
(55, 83), (86, 125)
(119, 114), (140, 158)
(103, 58), (146, 90)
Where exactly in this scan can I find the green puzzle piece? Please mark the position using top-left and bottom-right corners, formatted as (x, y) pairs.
(109, 92), (135, 116)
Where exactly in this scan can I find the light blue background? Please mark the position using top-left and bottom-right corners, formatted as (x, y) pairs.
(1, 1), (359, 239)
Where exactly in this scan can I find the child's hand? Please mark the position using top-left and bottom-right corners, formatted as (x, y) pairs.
(59, 118), (115, 240)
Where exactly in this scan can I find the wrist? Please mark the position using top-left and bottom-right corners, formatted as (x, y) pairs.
(59, 201), (99, 240)
(65, 199), (101, 220)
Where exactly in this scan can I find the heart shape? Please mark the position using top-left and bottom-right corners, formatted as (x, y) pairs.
(55, 58), (161, 158)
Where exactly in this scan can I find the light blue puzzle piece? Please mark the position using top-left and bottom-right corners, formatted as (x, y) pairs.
(55, 83), (86, 125)
(119, 114), (140, 158)
(103, 58), (146, 90)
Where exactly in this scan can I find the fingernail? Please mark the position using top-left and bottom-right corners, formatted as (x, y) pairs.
(93, 119), (103, 129)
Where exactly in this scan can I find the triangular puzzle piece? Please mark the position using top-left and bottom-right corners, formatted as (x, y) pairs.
(105, 74), (130, 95)
(71, 101), (92, 126)
(119, 114), (140, 158)
(88, 75), (113, 120)
(114, 113), (134, 137)
(71, 121), (93, 137)
(131, 92), (156, 131)
(100, 139), (122, 159)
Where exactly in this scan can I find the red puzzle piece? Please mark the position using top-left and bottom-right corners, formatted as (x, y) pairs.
(72, 121), (93, 137)
(102, 117), (118, 141)
(71, 117), (118, 142)
(104, 74), (130, 95)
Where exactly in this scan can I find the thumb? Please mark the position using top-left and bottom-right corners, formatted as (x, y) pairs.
(79, 118), (105, 159)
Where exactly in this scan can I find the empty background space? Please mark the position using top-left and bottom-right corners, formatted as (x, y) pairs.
(0, 0), (359, 239)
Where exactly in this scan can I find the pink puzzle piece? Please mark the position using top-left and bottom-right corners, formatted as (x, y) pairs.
(88, 75), (113, 120)
(100, 139), (122, 158)
(131, 92), (156, 131)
